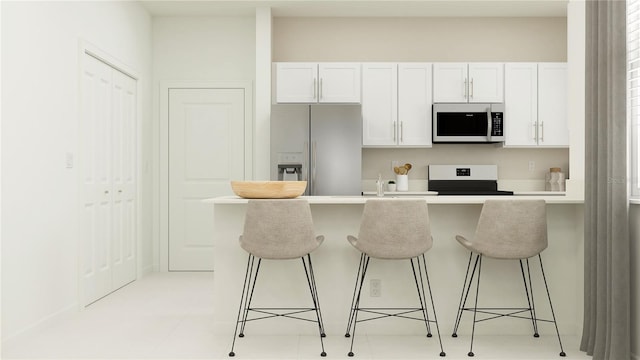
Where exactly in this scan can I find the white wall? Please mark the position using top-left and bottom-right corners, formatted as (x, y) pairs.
(273, 17), (567, 62)
(1, 0), (152, 342)
(152, 16), (256, 270)
(152, 16), (255, 81)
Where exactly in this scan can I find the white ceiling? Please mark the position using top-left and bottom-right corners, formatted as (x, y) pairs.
(139, 0), (569, 18)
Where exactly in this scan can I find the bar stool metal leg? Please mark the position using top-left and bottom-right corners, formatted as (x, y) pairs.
(410, 257), (432, 336)
(229, 254), (260, 357)
(302, 254), (327, 357)
(239, 257), (261, 337)
(538, 255), (566, 357)
(345, 253), (366, 338)
(468, 255), (483, 357)
(417, 254), (446, 357)
(520, 259), (540, 337)
(452, 253), (480, 338)
(347, 255), (370, 357)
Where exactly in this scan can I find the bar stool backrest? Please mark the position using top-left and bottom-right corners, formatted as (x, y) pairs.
(473, 199), (548, 259)
(240, 199), (323, 260)
(353, 199), (432, 259)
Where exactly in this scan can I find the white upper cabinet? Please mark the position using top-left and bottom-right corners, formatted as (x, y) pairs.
(433, 63), (504, 103)
(275, 62), (361, 104)
(504, 63), (538, 146)
(398, 63), (432, 146)
(275, 63), (317, 103)
(504, 62), (568, 147)
(362, 63), (432, 147)
(537, 63), (569, 146)
(362, 63), (398, 146)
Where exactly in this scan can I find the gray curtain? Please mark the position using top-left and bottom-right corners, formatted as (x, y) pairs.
(582, 1), (630, 359)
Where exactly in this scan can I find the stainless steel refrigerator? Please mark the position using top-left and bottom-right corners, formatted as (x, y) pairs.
(271, 104), (362, 196)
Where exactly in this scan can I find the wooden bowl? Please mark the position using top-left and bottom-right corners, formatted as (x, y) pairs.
(230, 181), (307, 199)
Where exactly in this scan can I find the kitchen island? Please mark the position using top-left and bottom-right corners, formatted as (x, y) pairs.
(207, 195), (584, 338)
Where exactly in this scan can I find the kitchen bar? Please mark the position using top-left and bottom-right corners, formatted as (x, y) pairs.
(207, 195), (584, 340)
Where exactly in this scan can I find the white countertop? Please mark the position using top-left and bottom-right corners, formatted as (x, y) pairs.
(207, 193), (583, 205)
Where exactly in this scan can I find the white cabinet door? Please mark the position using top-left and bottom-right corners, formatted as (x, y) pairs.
(362, 63), (398, 146)
(168, 88), (245, 271)
(433, 63), (504, 103)
(504, 63), (538, 147)
(538, 63), (569, 146)
(81, 54), (137, 306)
(275, 62), (361, 104)
(275, 62), (317, 103)
(318, 63), (361, 103)
(433, 63), (468, 103)
(468, 63), (504, 103)
(398, 63), (432, 146)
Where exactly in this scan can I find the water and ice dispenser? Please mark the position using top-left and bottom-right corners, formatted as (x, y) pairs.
(278, 164), (302, 181)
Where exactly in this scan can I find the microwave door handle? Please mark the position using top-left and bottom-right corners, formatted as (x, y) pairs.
(487, 109), (492, 140)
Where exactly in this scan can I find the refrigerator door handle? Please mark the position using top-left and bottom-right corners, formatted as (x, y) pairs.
(311, 141), (317, 195)
(303, 141), (309, 181)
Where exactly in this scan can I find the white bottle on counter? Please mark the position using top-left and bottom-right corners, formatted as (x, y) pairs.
(376, 174), (385, 197)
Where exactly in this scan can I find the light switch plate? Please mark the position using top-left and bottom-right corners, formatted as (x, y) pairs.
(65, 152), (74, 169)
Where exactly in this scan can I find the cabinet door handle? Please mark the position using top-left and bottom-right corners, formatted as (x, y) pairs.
(400, 121), (404, 143)
(313, 78), (317, 100)
(393, 121), (397, 142)
(463, 78), (467, 99)
(533, 123), (538, 141)
(470, 78), (474, 99)
(320, 78), (323, 100)
(540, 121), (544, 142)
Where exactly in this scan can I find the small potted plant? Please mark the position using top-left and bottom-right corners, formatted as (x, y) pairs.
(387, 180), (397, 192)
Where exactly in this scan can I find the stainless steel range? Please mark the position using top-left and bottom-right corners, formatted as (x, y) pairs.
(428, 165), (514, 196)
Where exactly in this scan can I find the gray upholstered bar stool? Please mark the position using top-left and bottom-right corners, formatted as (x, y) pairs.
(451, 199), (565, 357)
(228, 199), (326, 357)
(344, 199), (445, 357)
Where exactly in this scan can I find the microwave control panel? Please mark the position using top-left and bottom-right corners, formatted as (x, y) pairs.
(491, 112), (504, 136)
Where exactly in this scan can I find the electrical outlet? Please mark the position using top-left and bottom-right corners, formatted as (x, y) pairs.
(528, 161), (535, 172)
(370, 279), (381, 297)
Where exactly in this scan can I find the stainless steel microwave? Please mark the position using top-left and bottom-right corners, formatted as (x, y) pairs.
(432, 103), (505, 143)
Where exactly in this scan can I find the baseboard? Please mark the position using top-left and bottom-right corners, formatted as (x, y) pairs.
(1, 302), (78, 347)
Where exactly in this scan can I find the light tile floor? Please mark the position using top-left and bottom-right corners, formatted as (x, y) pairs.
(2, 272), (591, 360)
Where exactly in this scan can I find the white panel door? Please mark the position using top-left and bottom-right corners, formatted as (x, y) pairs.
(81, 54), (137, 305)
(111, 70), (137, 289)
(169, 89), (245, 271)
(81, 55), (114, 305)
